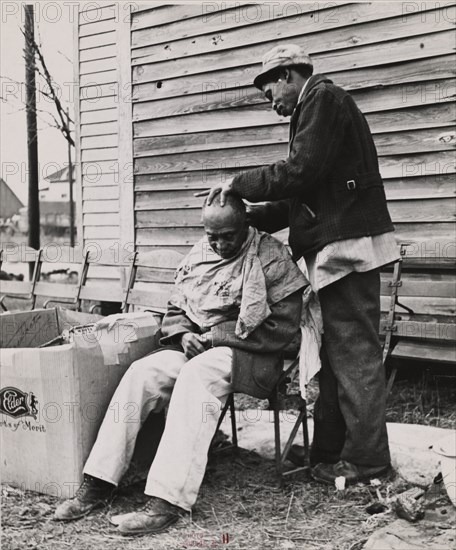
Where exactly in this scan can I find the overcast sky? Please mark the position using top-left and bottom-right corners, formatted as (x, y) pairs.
(1, 2), (75, 203)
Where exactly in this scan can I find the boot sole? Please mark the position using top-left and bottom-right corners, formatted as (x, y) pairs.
(54, 496), (115, 521)
(118, 515), (179, 536)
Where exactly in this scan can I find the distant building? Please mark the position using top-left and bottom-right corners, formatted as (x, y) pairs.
(39, 165), (74, 202)
(0, 178), (23, 220)
(17, 167), (76, 235)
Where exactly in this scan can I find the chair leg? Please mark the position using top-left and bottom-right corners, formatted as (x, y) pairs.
(386, 366), (398, 397)
(272, 391), (282, 476)
(281, 408), (307, 466)
(229, 394), (238, 448)
(302, 399), (310, 461)
(216, 396), (231, 433)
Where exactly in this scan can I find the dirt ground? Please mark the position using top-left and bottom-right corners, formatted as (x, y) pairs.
(1, 271), (455, 549)
(3, 375), (455, 550)
(2, 366), (456, 550)
(4, 444), (452, 550)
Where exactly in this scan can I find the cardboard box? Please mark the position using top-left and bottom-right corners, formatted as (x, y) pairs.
(0, 308), (162, 498)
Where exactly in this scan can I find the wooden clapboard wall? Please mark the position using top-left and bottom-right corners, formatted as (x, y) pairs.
(75, 3), (133, 284)
(129, 2), (455, 259)
(76, 2), (455, 315)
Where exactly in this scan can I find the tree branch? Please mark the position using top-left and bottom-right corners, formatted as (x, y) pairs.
(20, 24), (75, 147)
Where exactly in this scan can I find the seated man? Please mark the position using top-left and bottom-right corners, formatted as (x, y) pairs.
(54, 194), (307, 536)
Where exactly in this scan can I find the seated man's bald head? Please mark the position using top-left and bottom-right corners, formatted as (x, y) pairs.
(202, 193), (246, 225)
(202, 194), (249, 259)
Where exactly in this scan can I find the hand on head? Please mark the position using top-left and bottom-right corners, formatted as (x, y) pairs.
(194, 180), (234, 206)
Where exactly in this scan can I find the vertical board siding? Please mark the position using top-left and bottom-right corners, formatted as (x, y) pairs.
(130, 2), (455, 258)
(77, 3), (120, 258)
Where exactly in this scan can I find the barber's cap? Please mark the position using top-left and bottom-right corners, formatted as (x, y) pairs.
(253, 44), (312, 90)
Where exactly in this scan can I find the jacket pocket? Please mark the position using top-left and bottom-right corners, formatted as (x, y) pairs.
(289, 201), (318, 230)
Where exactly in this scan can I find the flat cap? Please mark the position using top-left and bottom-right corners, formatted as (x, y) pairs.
(253, 44), (313, 90)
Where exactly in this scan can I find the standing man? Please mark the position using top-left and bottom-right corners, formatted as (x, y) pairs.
(204, 45), (400, 485)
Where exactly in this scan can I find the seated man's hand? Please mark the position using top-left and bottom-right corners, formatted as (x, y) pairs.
(180, 333), (207, 359)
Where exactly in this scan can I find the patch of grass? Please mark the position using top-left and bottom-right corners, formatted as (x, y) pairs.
(236, 368), (456, 430)
(385, 369), (456, 430)
(2, 449), (417, 550)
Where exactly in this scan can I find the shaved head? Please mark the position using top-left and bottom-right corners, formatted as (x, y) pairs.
(202, 194), (248, 258)
(202, 193), (246, 225)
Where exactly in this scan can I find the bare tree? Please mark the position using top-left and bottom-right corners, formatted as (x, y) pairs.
(2, 10), (76, 246)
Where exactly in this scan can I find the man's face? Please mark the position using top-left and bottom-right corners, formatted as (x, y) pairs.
(262, 71), (301, 117)
(203, 214), (248, 259)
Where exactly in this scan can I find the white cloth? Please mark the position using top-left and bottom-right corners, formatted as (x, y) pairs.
(171, 227), (307, 338)
(296, 259), (323, 398)
(298, 285), (323, 398)
(84, 347), (233, 511)
(172, 227), (270, 338)
(305, 231), (400, 291)
(296, 232), (399, 396)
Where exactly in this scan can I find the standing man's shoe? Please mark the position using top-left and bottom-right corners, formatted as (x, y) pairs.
(311, 460), (391, 485)
(54, 475), (116, 520)
(117, 496), (184, 536)
(286, 444), (340, 467)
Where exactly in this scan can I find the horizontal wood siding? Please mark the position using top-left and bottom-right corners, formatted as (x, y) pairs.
(127, 2), (455, 323)
(76, 4), (130, 289)
(78, 3), (120, 259)
(130, 2), (455, 259)
(75, 3), (455, 320)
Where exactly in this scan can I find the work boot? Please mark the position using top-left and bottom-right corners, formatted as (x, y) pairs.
(54, 474), (116, 520)
(287, 444), (340, 467)
(311, 460), (391, 485)
(117, 496), (184, 536)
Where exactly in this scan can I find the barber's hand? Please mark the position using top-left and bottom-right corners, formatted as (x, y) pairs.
(194, 180), (234, 206)
(180, 333), (207, 359)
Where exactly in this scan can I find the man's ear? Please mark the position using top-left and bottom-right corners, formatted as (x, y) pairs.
(284, 68), (292, 83)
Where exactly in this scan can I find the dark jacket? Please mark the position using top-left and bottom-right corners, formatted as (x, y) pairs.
(232, 75), (394, 259)
(160, 290), (302, 399)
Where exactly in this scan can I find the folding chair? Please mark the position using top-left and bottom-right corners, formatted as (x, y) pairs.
(78, 247), (133, 313)
(218, 247), (414, 477)
(123, 249), (184, 314)
(0, 247), (42, 311)
(217, 352), (309, 478)
(380, 243), (414, 395)
(33, 247), (90, 310)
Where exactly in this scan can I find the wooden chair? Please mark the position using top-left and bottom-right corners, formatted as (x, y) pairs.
(33, 246), (90, 310)
(380, 241), (456, 394)
(78, 247), (134, 313)
(0, 246), (42, 311)
(123, 249), (184, 314)
(217, 353), (309, 478)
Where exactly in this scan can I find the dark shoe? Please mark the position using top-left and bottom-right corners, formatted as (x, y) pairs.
(311, 460), (391, 485)
(54, 475), (116, 521)
(286, 444), (308, 467)
(117, 496), (184, 536)
(287, 444), (340, 467)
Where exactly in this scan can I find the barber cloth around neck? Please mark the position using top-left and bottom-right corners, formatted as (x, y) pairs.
(171, 227), (308, 339)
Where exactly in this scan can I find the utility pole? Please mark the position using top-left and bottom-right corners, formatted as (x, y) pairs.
(24, 5), (40, 268)
(67, 109), (75, 247)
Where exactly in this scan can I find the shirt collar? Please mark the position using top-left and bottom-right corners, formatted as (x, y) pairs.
(297, 77), (310, 105)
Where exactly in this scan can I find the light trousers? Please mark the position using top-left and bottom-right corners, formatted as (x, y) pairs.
(84, 347), (233, 511)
